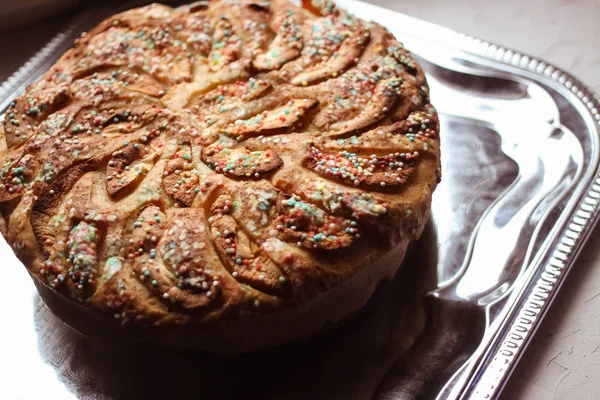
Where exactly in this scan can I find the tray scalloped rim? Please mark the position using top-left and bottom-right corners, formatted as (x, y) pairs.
(0, 27), (73, 111)
(445, 32), (600, 400)
(1, 2), (600, 400)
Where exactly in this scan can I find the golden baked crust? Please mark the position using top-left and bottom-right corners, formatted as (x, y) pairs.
(0, 0), (440, 348)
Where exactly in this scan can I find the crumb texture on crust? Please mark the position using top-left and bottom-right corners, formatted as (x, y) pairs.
(0, 0), (440, 327)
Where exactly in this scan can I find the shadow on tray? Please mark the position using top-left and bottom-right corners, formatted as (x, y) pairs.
(32, 220), (486, 400)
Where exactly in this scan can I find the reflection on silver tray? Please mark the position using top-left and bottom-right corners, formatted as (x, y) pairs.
(1, 1), (600, 399)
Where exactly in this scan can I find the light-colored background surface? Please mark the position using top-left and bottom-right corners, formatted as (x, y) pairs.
(0, 1), (598, 399)
(369, 2), (600, 399)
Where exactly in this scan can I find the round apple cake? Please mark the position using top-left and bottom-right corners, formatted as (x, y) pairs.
(0, 0), (440, 352)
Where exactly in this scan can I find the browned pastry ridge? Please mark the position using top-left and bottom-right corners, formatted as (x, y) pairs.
(0, 0), (440, 352)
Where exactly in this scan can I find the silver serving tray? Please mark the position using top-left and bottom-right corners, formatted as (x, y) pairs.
(1, 1), (600, 399)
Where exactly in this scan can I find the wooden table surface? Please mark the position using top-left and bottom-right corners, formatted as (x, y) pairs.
(0, 1), (598, 399)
